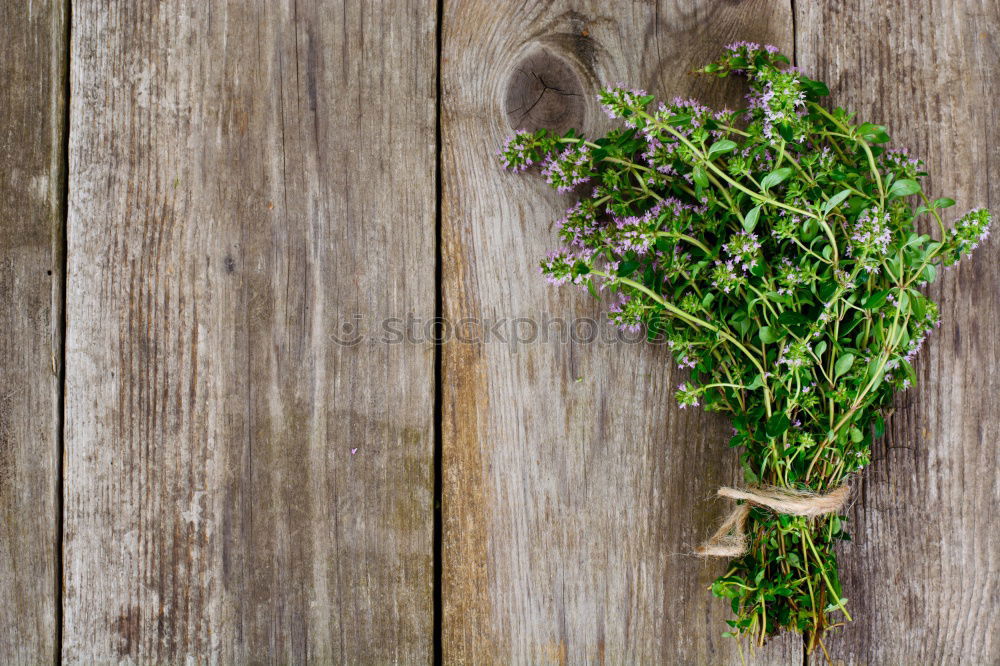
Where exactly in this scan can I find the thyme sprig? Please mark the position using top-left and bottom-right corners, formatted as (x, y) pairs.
(500, 42), (991, 652)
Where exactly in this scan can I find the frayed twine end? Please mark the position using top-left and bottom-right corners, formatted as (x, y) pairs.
(696, 484), (850, 558)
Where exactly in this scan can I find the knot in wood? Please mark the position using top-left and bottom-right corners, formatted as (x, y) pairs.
(504, 47), (585, 134)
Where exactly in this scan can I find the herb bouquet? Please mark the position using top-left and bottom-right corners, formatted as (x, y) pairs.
(499, 43), (990, 652)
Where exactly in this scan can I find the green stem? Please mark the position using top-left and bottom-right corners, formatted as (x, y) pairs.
(809, 103), (885, 207)
(597, 271), (773, 416)
(641, 111), (820, 220)
(918, 191), (948, 238)
(653, 231), (713, 256)
(802, 527), (852, 622)
(701, 382), (749, 391)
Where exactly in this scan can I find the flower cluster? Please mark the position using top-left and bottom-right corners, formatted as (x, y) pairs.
(539, 249), (587, 286)
(498, 130), (540, 172)
(710, 259), (746, 293)
(499, 45), (991, 653)
(557, 200), (602, 250)
(847, 207), (892, 273)
(941, 208), (991, 266)
(608, 294), (645, 333)
(778, 340), (812, 370)
(723, 230), (763, 270)
(597, 85), (650, 126)
(675, 382), (701, 409)
(880, 148), (923, 179)
(541, 142), (593, 192)
(746, 64), (808, 141)
(775, 256), (816, 294)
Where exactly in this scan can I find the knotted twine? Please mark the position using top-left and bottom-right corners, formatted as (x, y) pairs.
(696, 484), (851, 557)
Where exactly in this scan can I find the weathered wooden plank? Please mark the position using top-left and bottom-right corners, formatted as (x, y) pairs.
(796, 1), (1000, 663)
(441, 2), (803, 662)
(0, 0), (66, 662)
(64, 1), (436, 662)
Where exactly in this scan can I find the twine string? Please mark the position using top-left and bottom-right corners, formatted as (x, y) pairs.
(696, 484), (850, 558)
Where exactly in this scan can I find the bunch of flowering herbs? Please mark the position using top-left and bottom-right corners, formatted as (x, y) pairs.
(499, 43), (991, 653)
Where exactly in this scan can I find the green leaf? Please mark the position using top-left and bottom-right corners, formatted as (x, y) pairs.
(901, 232), (929, 249)
(932, 197), (956, 209)
(822, 189), (852, 217)
(863, 289), (890, 309)
(834, 353), (855, 379)
(707, 139), (738, 159)
(617, 260), (640, 277)
(642, 264), (655, 286)
(692, 165), (709, 190)
(766, 413), (790, 438)
(743, 205), (762, 233)
(778, 312), (809, 327)
(831, 515), (843, 536)
(760, 167), (793, 192)
(824, 599), (849, 613)
(887, 179), (921, 200)
(732, 316), (751, 337)
(759, 325), (784, 344)
(896, 289), (910, 312)
(858, 123), (890, 143)
(802, 78), (830, 99)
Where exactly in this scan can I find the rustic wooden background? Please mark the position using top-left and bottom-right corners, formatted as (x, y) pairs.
(1, 0), (996, 663)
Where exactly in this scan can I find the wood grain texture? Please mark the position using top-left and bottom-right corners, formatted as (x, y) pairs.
(441, 2), (804, 663)
(0, 0), (66, 662)
(797, 2), (1000, 663)
(63, 1), (435, 662)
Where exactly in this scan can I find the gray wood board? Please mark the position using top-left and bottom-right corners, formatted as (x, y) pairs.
(0, 0), (66, 661)
(63, 1), (436, 661)
(441, 1), (804, 662)
(797, 1), (1000, 663)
